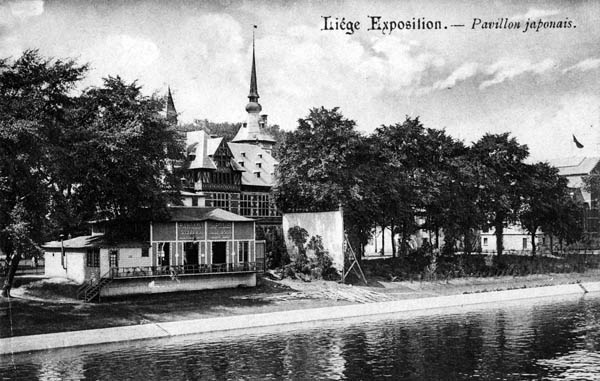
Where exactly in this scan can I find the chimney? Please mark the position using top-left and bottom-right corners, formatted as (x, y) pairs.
(260, 114), (268, 128)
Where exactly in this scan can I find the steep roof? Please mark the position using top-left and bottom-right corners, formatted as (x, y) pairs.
(166, 86), (177, 124)
(162, 207), (253, 222)
(547, 157), (600, 176)
(546, 156), (600, 205)
(228, 142), (278, 187)
(232, 124), (276, 144)
(206, 136), (223, 155)
(43, 235), (148, 250)
(186, 130), (217, 170)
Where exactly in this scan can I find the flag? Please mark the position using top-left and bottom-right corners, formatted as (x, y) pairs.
(573, 134), (584, 149)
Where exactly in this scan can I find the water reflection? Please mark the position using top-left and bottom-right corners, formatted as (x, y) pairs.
(2, 294), (600, 380)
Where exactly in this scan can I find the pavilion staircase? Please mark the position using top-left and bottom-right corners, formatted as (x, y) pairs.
(77, 271), (113, 302)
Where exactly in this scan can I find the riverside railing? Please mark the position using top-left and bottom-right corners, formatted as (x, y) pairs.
(108, 262), (257, 278)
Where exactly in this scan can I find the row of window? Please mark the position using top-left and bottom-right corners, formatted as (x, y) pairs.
(86, 248), (148, 268)
(205, 192), (277, 217)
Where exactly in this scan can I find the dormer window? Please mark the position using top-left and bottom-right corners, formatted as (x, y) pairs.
(238, 161), (244, 167)
(256, 162), (262, 168)
(256, 172), (261, 178)
(241, 152), (246, 157)
(258, 154), (262, 159)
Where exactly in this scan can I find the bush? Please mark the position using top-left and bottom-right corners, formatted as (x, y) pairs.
(283, 227), (339, 281)
(256, 226), (289, 269)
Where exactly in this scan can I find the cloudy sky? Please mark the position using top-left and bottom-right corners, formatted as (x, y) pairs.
(1, 0), (599, 161)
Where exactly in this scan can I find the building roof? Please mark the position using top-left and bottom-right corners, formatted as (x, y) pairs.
(166, 86), (177, 124)
(186, 130), (217, 170)
(207, 136), (222, 155)
(162, 207), (254, 222)
(546, 156), (600, 205)
(547, 157), (600, 176)
(232, 123), (276, 144)
(228, 142), (278, 187)
(43, 235), (149, 250)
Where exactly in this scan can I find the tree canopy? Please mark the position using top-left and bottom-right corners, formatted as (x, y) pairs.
(275, 108), (584, 259)
(0, 51), (183, 296)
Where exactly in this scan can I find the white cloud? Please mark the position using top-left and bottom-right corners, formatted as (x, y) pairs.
(82, 34), (160, 84)
(511, 8), (560, 21)
(480, 58), (555, 89)
(432, 62), (479, 90)
(253, 28), (447, 129)
(563, 58), (600, 73)
(9, 0), (44, 20)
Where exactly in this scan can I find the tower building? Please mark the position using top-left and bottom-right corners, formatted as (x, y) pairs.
(231, 33), (276, 154)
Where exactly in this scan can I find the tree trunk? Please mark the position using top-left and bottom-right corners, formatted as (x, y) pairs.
(495, 221), (504, 257)
(401, 224), (409, 257)
(381, 225), (385, 256)
(1, 253), (21, 298)
(463, 228), (472, 255)
(550, 235), (554, 254)
(531, 231), (537, 257)
(390, 219), (396, 258)
(435, 228), (440, 249)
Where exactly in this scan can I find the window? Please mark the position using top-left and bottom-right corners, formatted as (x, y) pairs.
(238, 241), (249, 262)
(109, 249), (119, 268)
(141, 247), (149, 257)
(86, 248), (100, 267)
(523, 238), (528, 250)
(483, 238), (488, 246)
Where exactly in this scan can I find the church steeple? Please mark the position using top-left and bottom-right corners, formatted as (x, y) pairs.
(248, 30), (259, 103)
(245, 27), (262, 114)
(232, 26), (275, 152)
(166, 86), (177, 125)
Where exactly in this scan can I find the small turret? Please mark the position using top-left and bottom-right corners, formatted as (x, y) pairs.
(166, 86), (177, 125)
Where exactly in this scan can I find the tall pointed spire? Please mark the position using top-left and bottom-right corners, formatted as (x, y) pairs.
(248, 25), (259, 103)
(233, 25), (275, 152)
(166, 86), (177, 125)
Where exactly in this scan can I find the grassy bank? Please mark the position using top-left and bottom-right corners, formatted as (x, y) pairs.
(2, 268), (600, 339)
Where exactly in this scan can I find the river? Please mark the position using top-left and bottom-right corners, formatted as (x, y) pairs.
(2, 293), (600, 380)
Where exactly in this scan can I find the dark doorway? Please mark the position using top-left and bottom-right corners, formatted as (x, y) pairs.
(160, 242), (170, 266)
(212, 242), (227, 264)
(185, 242), (199, 266)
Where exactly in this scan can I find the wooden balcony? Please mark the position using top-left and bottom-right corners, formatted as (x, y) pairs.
(108, 263), (257, 279)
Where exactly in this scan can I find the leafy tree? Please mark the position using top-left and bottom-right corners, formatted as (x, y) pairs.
(427, 151), (489, 254)
(471, 133), (529, 256)
(372, 118), (470, 256)
(274, 107), (377, 256)
(519, 162), (573, 255)
(1, 52), (184, 296)
(69, 76), (184, 224)
(0, 50), (87, 296)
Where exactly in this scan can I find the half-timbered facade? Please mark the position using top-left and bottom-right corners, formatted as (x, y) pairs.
(179, 37), (280, 226)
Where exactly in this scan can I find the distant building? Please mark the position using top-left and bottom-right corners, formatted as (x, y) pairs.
(547, 156), (600, 241)
(479, 157), (600, 253)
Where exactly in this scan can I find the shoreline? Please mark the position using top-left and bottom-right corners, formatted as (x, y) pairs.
(2, 281), (600, 355)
